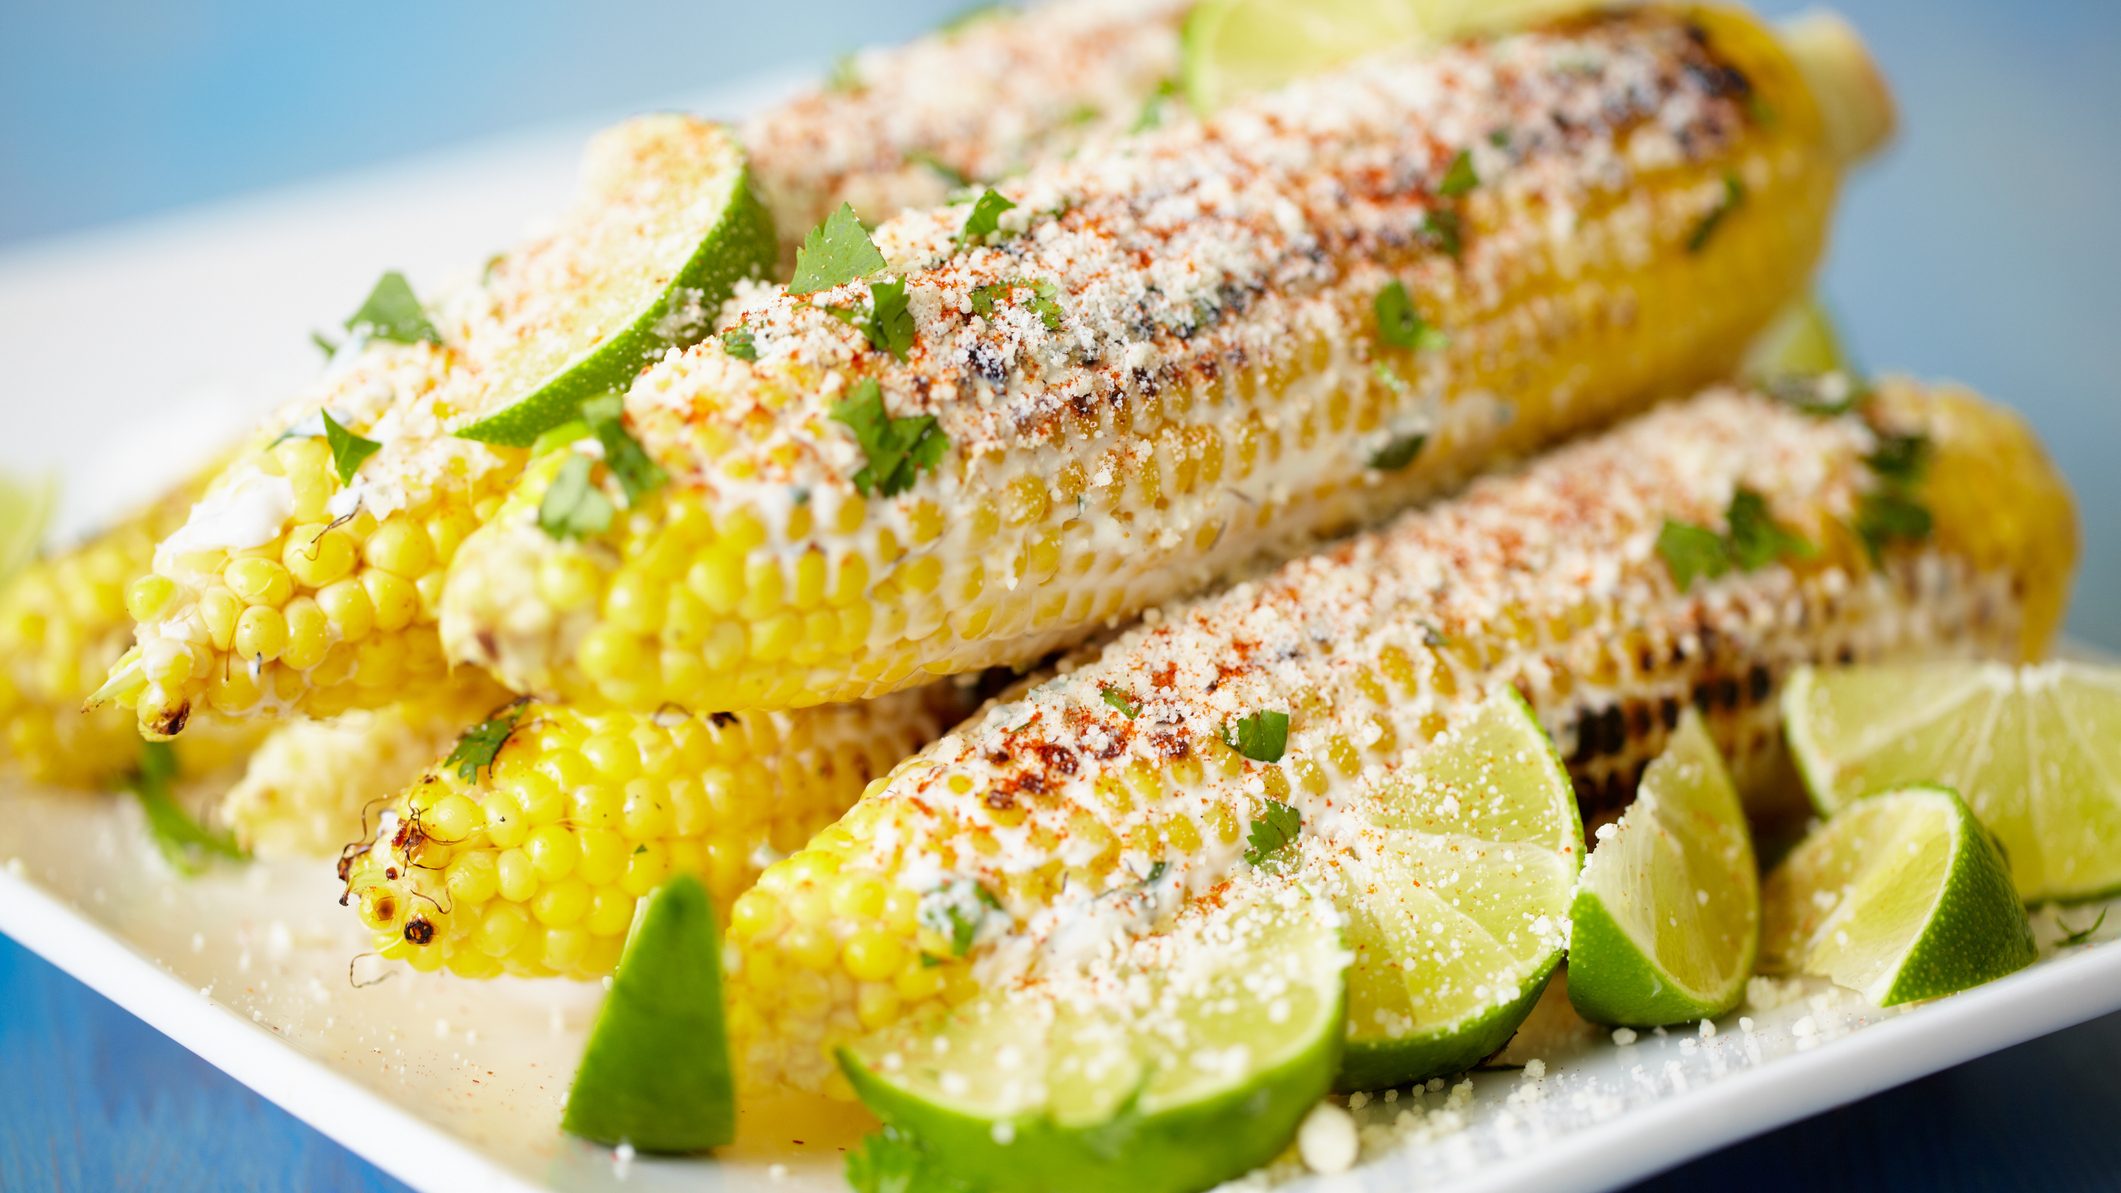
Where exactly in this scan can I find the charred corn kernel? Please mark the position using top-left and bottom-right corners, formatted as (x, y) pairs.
(342, 682), (970, 980)
(728, 380), (2076, 1094)
(445, 6), (1881, 714)
(218, 676), (507, 858)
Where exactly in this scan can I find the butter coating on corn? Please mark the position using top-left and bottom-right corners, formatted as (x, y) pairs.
(742, 0), (1188, 269)
(221, 676), (511, 858)
(340, 683), (970, 980)
(724, 380), (2075, 1095)
(445, 5), (1868, 714)
(104, 117), (767, 737)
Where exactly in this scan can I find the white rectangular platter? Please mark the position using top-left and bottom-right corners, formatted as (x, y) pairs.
(1, 60), (2116, 1193)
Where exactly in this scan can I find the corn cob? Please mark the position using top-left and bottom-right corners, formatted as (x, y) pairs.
(219, 675), (511, 858)
(101, 116), (771, 738)
(742, 0), (1189, 269)
(339, 682), (972, 980)
(442, 5), (1876, 715)
(0, 476), (262, 787)
(722, 379), (2076, 1096)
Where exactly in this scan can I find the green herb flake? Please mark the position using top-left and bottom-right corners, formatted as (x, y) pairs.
(1854, 488), (1933, 562)
(825, 53), (862, 94)
(1422, 209), (1465, 259)
(1687, 172), (1748, 254)
(1224, 709), (1290, 763)
(1657, 519), (1730, 593)
(956, 187), (1018, 247)
(861, 278), (918, 359)
(1863, 431), (1933, 485)
(1242, 800), (1302, 867)
(320, 411), (382, 485)
(1368, 432), (1427, 473)
(1374, 281), (1449, 352)
(846, 1125), (978, 1193)
(720, 327), (758, 361)
(829, 378), (950, 497)
(537, 454), (615, 541)
(2056, 907), (2108, 949)
(1723, 487), (1815, 571)
(344, 270), (441, 345)
(310, 331), (339, 359)
(790, 203), (886, 295)
(129, 740), (246, 876)
(969, 279), (1064, 331)
(1064, 102), (1102, 126)
(1438, 149), (1480, 198)
(580, 395), (667, 502)
(1101, 687), (1141, 719)
(917, 879), (1002, 957)
(1132, 77), (1180, 133)
(445, 702), (527, 784)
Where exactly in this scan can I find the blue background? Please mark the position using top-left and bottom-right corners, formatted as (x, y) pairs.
(2, 1), (2117, 1190)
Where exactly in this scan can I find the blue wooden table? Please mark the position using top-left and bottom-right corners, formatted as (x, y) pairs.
(2, 0), (2117, 1189)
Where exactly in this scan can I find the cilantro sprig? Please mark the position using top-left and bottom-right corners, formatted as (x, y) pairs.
(1658, 486), (1815, 592)
(917, 879), (1003, 957)
(1438, 149), (1480, 198)
(830, 379), (950, 497)
(445, 702), (527, 783)
(791, 203), (886, 295)
(1854, 429), (1934, 562)
(581, 395), (666, 503)
(320, 411), (381, 485)
(1243, 800), (1302, 867)
(1375, 281), (1448, 352)
(720, 327), (757, 361)
(956, 188), (1017, 247)
(1223, 709), (1290, 763)
(970, 279), (1064, 331)
(344, 270), (441, 345)
(129, 741), (247, 876)
(537, 455), (614, 540)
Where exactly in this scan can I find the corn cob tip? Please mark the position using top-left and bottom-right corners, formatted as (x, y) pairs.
(1781, 9), (1897, 166)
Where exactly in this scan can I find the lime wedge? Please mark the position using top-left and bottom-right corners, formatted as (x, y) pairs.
(1567, 712), (1758, 1027)
(1182, 0), (1602, 112)
(1785, 662), (2121, 903)
(1332, 687), (1582, 1089)
(457, 115), (776, 447)
(1762, 786), (2034, 1006)
(841, 875), (1346, 1193)
(561, 874), (735, 1152)
(1744, 296), (1851, 377)
(0, 472), (56, 587)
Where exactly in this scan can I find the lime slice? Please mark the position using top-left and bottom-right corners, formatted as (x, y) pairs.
(1785, 662), (2121, 903)
(457, 115), (776, 447)
(1744, 296), (1851, 377)
(0, 472), (56, 587)
(841, 875), (1346, 1193)
(1567, 712), (1758, 1027)
(562, 874), (735, 1152)
(1761, 786), (2034, 1005)
(1182, 0), (1602, 112)
(1333, 687), (1582, 1089)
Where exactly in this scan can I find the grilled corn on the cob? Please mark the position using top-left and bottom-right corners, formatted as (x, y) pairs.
(339, 683), (972, 980)
(743, 0), (1189, 269)
(724, 379), (2076, 1095)
(1, 477), (260, 786)
(444, 5), (1876, 714)
(102, 116), (770, 737)
(220, 676), (511, 858)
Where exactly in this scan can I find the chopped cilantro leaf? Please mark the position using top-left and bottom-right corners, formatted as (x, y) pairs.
(846, 1125), (978, 1193)
(344, 270), (440, 344)
(1438, 149), (1480, 198)
(956, 187), (1017, 247)
(320, 411), (381, 485)
(1101, 687), (1141, 719)
(1064, 102), (1102, 126)
(1422, 623), (1451, 648)
(580, 395), (666, 502)
(1687, 173), (1747, 254)
(908, 151), (970, 188)
(969, 279), (1064, 331)
(1489, 128), (1514, 149)
(1225, 709), (1290, 763)
(790, 203), (885, 295)
(1243, 800), (1302, 867)
(918, 879), (1002, 957)
(310, 330), (339, 359)
(1143, 861), (1169, 884)
(1724, 487), (1815, 571)
(1854, 488), (1932, 563)
(1863, 431), (1932, 485)
(1375, 281), (1449, 352)
(445, 702), (527, 784)
(1422, 208), (1465, 259)
(1132, 77), (1180, 133)
(830, 378), (949, 497)
(720, 327), (757, 361)
(826, 53), (862, 93)
(1369, 432), (1427, 472)
(862, 278), (917, 359)
(129, 740), (245, 876)
(1657, 519), (1730, 593)
(537, 454), (614, 540)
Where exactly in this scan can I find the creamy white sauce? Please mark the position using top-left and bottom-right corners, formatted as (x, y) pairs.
(162, 472), (296, 556)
